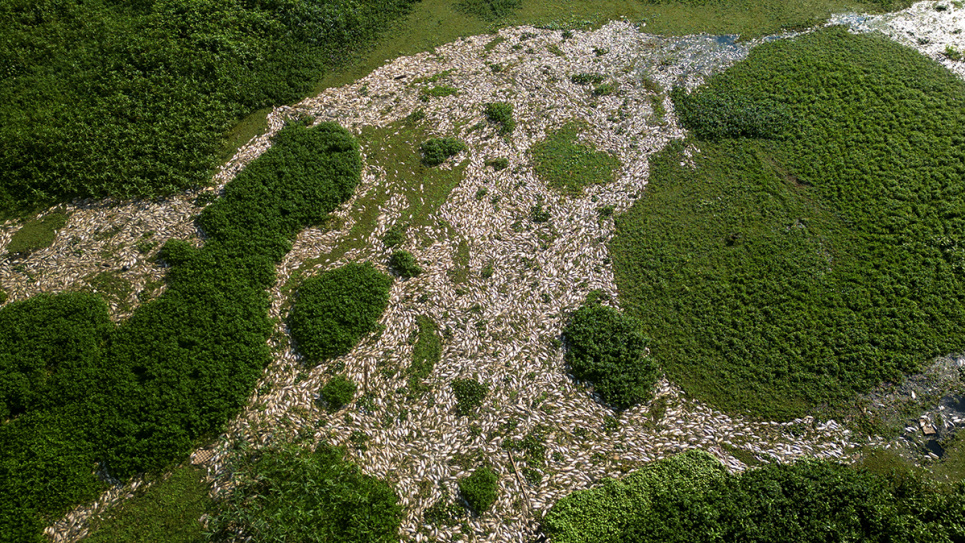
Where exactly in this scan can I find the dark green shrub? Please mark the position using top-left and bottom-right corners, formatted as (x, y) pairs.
(420, 137), (467, 167)
(671, 86), (791, 140)
(592, 82), (617, 96)
(207, 443), (402, 543)
(0, 289), (6, 304)
(451, 378), (488, 417)
(455, 0), (521, 21)
(390, 250), (422, 278)
(481, 261), (494, 279)
(6, 212), (68, 255)
(487, 157), (510, 170)
(320, 375), (358, 410)
(289, 262), (392, 362)
(563, 302), (658, 409)
(484, 102), (515, 134)
(458, 467), (499, 514)
(570, 73), (606, 85)
(383, 223), (406, 247)
(422, 85), (458, 99)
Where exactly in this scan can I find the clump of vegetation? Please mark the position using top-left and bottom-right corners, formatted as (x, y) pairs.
(6, 212), (68, 255)
(455, 0), (521, 21)
(0, 289), (6, 304)
(383, 223), (406, 247)
(544, 449), (965, 543)
(570, 73), (606, 85)
(421, 85), (459, 100)
(484, 102), (515, 134)
(531, 122), (621, 196)
(530, 203), (551, 223)
(320, 375), (358, 410)
(487, 157), (510, 170)
(672, 86), (791, 140)
(207, 442), (402, 543)
(563, 301), (659, 409)
(408, 316), (442, 396)
(390, 250), (423, 278)
(458, 467), (499, 514)
(420, 137), (467, 166)
(289, 262), (392, 362)
(945, 45), (963, 61)
(612, 27), (965, 419)
(592, 82), (617, 96)
(481, 261), (495, 279)
(452, 378), (489, 417)
(0, 0), (417, 216)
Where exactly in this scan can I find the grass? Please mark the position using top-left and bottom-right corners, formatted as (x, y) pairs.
(6, 212), (68, 255)
(82, 271), (134, 312)
(85, 465), (211, 543)
(611, 27), (965, 420)
(531, 122), (621, 196)
(408, 315), (442, 396)
(217, 107), (272, 164)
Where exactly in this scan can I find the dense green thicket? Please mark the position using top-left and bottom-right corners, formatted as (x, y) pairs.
(452, 378), (488, 417)
(0, 0), (415, 216)
(0, 122), (361, 542)
(288, 262), (392, 362)
(459, 467), (499, 514)
(420, 137), (467, 167)
(484, 102), (515, 135)
(320, 375), (358, 410)
(543, 450), (965, 543)
(563, 301), (659, 410)
(390, 249), (422, 278)
(611, 27), (965, 419)
(207, 443), (402, 543)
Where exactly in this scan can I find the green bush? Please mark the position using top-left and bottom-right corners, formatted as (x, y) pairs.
(487, 157), (510, 170)
(458, 467), (499, 514)
(672, 86), (791, 140)
(6, 212), (68, 255)
(390, 250), (423, 278)
(0, 0), (417, 216)
(531, 122), (621, 196)
(452, 378), (489, 417)
(592, 82), (617, 96)
(544, 450), (965, 543)
(484, 102), (515, 134)
(420, 137), (467, 167)
(320, 375), (358, 410)
(563, 302), (659, 409)
(289, 262), (392, 362)
(207, 443), (402, 543)
(455, 0), (521, 21)
(611, 27), (965, 419)
(383, 224), (406, 247)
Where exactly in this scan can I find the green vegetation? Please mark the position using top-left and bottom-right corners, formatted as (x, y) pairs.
(207, 442), (402, 543)
(570, 73), (606, 85)
(0, 289), (6, 305)
(420, 137), (468, 167)
(0, 0), (416, 217)
(422, 85), (459, 99)
(289, 262), (392, 363)
(390, 249), (423, 278)
(563, 301), (659, 409)
(503, 425), (548, 485)
(612, 27), (965, 420)
(0, 121), (362, 542)
(458, 467), (499, 514)
(487, 157), (510, 170)
(383, 223), (407, 247)
(543, 450), (965, 543)
(592, 82), (618, 96)
(452, 378), (489, 417)
(409, 316), (442, 396)
(532, 122), (621, 196)
(484, 102), (516, 135)
(456, 0), (522, 21)
(6, 212), (68, 255)
(320, 375), (358, 411)
(672, 86), (790, 140)
(85, 465), (211, 543)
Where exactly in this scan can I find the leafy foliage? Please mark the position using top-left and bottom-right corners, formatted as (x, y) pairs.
(451, 378), (489, 417)
(455, 0), (522, 21)
(544, 450), (965, 543)
(571, 73), (606, 85)
(390, 249), (422, 278)
(420, 137), (467, 167)
(563, 302), (659, 409)
(484, 102), (515, 134)
(0, 122), (363, 542)
(532, 122), (621, 196)
(459, 467), (499, 514)
(6, 212), (68, 255)
(320, 375), (358, 410)
(289, 262), (392, 363)
(409, 315), (441, 395)
(611, 27), (965, 419)
(0, 0), (417, 216)
(207, 442), (402, 543)
(672, 86), (791, 140)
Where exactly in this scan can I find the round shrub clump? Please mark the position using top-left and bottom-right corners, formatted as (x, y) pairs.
(451, 378), (489, 417)
(289, 262), (392, 362)
(420, 137), (467, 167)
(458, 467), (498, 514)
(484, 102), (515, 134)
(389, 250), (422, 278)
(563, 302), (658, 409)
(320, 375), (357, 410)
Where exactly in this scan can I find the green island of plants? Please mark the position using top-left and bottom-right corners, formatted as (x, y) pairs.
(207, 442), (402, 543)
(563, 299), (659, 410)
(408, 315), (442, 396)
(532, 121), (621, 196)
(458, 466), (499, 515)
(5, 212), (68, 255)
(0, 120), (362, 542)
(484, 102), (516, 135)
(320, 375), (359, 411)
(611, 26), (965, 420)
(289, 262), (393, 363)
(390, 249), (423, 278)
(543, 449), (965, 543)
(452, 377), (489, 417)
(420, 137), (468, 167)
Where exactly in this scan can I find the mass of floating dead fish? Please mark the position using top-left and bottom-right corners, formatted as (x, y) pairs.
(4, 5), (960, 542)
